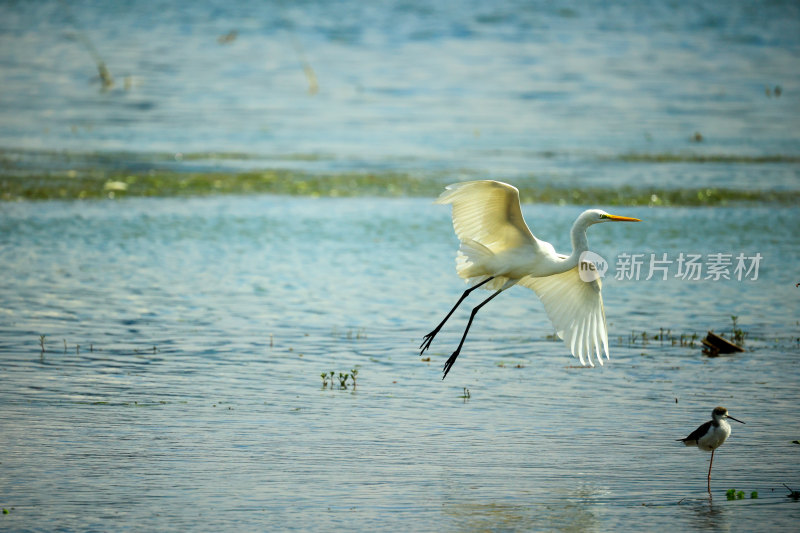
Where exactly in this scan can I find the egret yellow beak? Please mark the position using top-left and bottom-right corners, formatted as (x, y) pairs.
(605, 214), (641, 222)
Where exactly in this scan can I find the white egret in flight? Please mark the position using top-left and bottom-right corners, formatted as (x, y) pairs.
(420, 180), (640, 379)
(677, 406), (744, 493)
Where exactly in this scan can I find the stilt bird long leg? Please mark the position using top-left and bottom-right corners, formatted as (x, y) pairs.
(707, 449), (715, 494)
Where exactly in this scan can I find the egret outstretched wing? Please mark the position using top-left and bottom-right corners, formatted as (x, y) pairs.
(423, 180), (638, 378)
(519, 267), (609, 367)
(435, 180), (536, 253)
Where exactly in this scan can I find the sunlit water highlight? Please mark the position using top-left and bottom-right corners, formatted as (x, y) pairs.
(1, 195), (799, 530)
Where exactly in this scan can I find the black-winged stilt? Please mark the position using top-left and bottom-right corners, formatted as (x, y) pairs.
(678, 406), (744, 493)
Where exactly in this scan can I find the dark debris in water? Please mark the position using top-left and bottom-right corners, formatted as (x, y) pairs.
(783, 484), (800, 500)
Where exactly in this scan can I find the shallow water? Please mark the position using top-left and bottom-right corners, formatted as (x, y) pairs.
(2, 0), (800, 529)
(1, 195), (799, 530)
(1, 0), (799, 188)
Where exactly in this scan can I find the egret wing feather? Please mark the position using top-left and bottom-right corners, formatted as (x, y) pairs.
(436, 180), (536, 253)
(519, 267), (609, 367)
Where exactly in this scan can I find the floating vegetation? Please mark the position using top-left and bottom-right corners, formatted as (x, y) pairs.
(517, 184), (800, 207)
(36, 337), (161, 358)
(726, 489), (756, 500)
(625, 330), (698, 348)
(132, 346), (158, 354)
(0, 168), (438, 201)
(331, 327), (367, 341)
(321, 369), (358, 390)
(2, 166), (799, 206)
(347, 328), (367, 341)
(217, 30), (238, 45)
(58, 0), (114, 90)
(681, 333), (699, 348)
(65, 399), (184, 408)
(731, 315), (748, 345)
(624, 323), (752, 355)
(614, 152), (800, 164)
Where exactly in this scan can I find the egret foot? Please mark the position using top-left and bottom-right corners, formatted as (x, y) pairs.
(419, 329), (439, 356)
(442, 350), (461, 380)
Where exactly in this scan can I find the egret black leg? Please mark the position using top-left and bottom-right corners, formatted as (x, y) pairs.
(419, 276), (495, 356)
(442, 287), (505, 379)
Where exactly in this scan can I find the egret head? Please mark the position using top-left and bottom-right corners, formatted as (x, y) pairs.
(579, 209), (641, 226)
(597, 210), (641, 223)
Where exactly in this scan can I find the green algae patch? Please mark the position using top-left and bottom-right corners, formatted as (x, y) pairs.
(614, 152), (800, 164)
(0, 169), (439, 201)
(516, 184), (800, 207)
(2, 169), (799, 206)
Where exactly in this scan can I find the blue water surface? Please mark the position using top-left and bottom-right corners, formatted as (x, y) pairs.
(0, 0), (798, 184)
(2, 1), (800, 530)
(1, 196), (799, 530)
